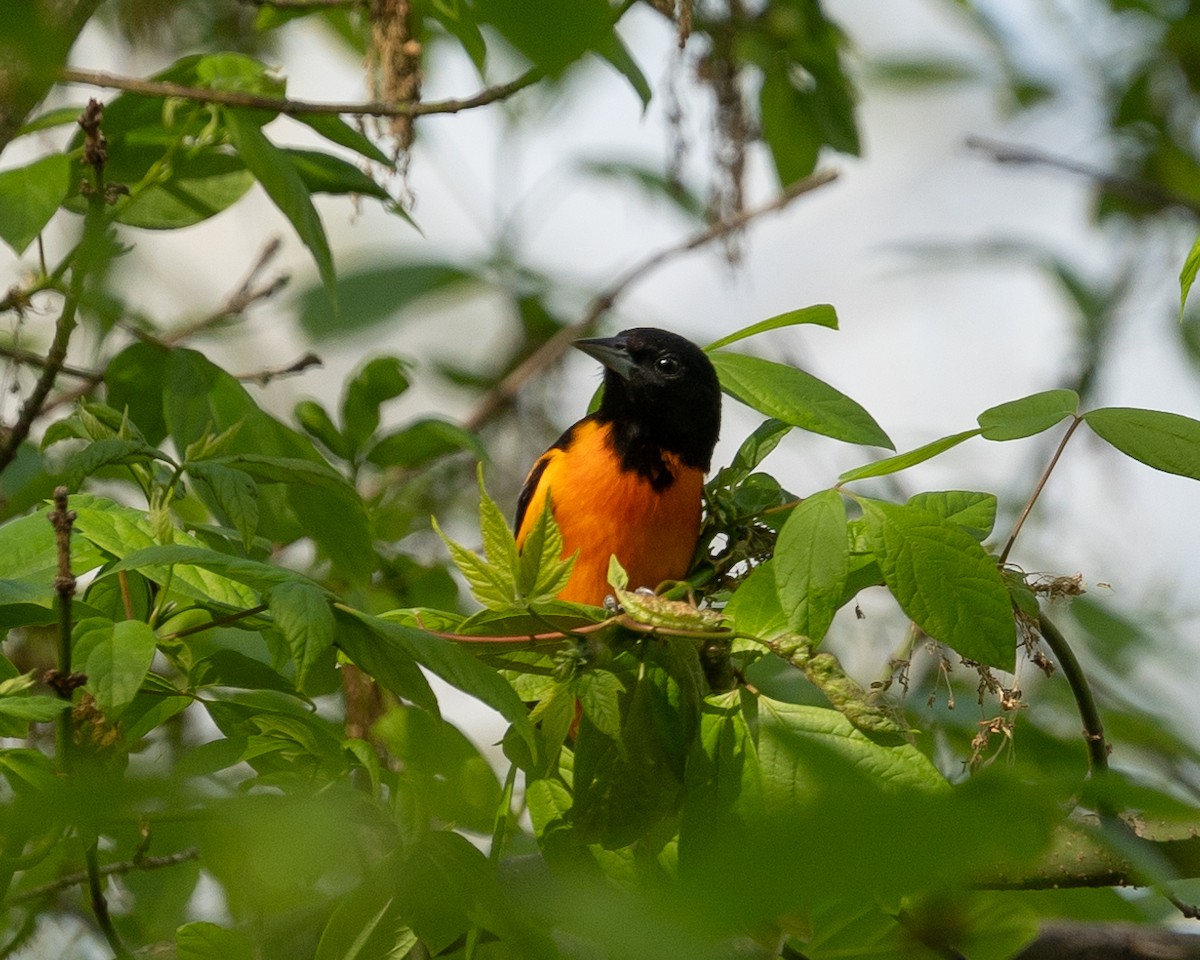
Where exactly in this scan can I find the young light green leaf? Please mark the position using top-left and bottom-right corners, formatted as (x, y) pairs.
(64, 438), (168, 486)
(839, 429), (980, 483)
(0, 153), (71, 254)
(205, 453), (354, 495)
(705, 305), (838, 351)
(774, 490), (849, 643)
(1182, 231), (1200, 319)
(186, 461), (259, 551)
(710, 352), (893, 449)
(860, 499), (1015, 671)
(73, 618), (158, 719)
(431, 516), (515, 611)
(906, 490), (997, 542)
(477, 466), (520, 579)
(517, 494), (575, 603)
(1084, 407), (1200, 480)
(268, 581), (335, 692)
(225, 109), (336, 305)
(294, 399), (349, 460)
(978, 390), (1079, 441)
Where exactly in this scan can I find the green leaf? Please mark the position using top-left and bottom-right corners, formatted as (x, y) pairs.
(1084, 407), (1200, 480)
(294, 399), (349, 460)
(1182, 231), (1200, 319)
(839, 429), (980, 482)
(177, 921), (254, 960)
(860, 499), (1015, 670)
(595, 30), (651, 108)
(207, 453), (355, 495)
(576, 669), (624, 739)
(284, 148), (390, 200)
(774, 490), (849, 642)
(578, 158), (704, 220)
(373, 705), (502, 832)
(724, 561), (788, 643)
(906, 491), (997, 542)
(0, 505), (105, 596)
(350, 610), (535, 754)
(0, 694), (69, 722)
(705, 305), (839, 351)
(757, 698), (947, 803)
(333, 609), (439, 715)
(478, 468), (520, 583)
(105, 342), (170, 444)
(164, 348), (374, 583)
(978, 390), (1079, 441)
(225, 109), (336, 304)
(759, 63), (819, 184)
(341, 356), (410, 452)
(365, 418), (486, 469)
(516, 495), (574, 604)
(16, 105), (86, 138)
(473, 0), (609, 75)
(432, 517), (515, 611)
(73, 618), (158, 719)
(296, 262), (476, 340)
(0, 153), (71, 254)
(710, 352), (893, 449)
(426, 0), (488, 70)
(102, 543), (306, 592)
(63, 437), (168, 486)
(107, 148), (255, 230)
(293, 113), (391, 166)
(314, 880), (413, 960)
(186, 461), (259, 551)
(268, 581), (335, 692)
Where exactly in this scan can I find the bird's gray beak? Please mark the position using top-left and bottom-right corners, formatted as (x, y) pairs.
(573, 336), (636, 380)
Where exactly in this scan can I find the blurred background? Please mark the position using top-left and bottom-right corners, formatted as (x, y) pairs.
(5, 0), (1200, 788)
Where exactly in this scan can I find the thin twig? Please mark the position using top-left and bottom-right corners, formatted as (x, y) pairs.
(157, 603), (270, 642)
(999, 417), (1082, 565)
(462, 168), (840, 431)
(239, 0), (358, 7)
(7, 849), (200, 906)
(85, 844), (129, 958)
(966, 135), (1200, 218)
(46, 487), (78, 769)
(0, 344), (98, 381)
(238, 351), (322, 386)
(60, 66), (543, 121)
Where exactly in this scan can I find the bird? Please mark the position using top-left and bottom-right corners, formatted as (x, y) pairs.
(514, 327), (722, 606)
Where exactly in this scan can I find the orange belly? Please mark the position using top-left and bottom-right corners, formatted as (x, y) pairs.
(516, 420), (704, 606)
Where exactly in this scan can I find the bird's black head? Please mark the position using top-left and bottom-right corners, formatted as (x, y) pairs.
(574, 327), (721, 472)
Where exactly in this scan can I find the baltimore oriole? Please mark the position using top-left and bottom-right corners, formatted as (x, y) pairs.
(514, 328), (722, 605)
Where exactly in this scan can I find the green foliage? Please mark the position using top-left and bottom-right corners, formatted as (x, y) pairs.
(3, 2), (1200, 958)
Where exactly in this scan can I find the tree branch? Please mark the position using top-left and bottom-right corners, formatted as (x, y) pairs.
(966, 135), (1200, 218)
(59, 65), (543, 120)
(462, 168), (840, 432)
(7, 848), (200, 906)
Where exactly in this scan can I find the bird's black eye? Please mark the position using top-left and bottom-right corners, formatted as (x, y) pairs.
(655, 354), (681, 377)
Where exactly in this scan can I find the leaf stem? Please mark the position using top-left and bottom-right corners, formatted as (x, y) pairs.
(1036, 609), (1109, 777)
(999, 417), (1082, 565)
(156, 603), (270, 642)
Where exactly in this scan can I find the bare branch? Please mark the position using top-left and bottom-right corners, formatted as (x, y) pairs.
(967, 135), (1200, 218)
(238, 351), (323, 386)
(59, 65), (543, 121)
(462, 168), (840, 431)
(7, 849), (200, 906)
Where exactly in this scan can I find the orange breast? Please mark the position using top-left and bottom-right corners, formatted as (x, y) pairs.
(515, 419), (704, 606)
